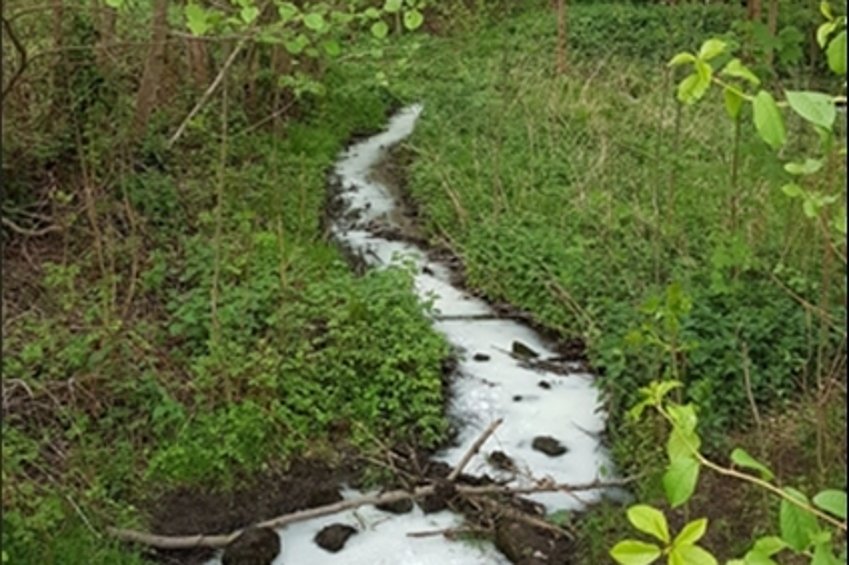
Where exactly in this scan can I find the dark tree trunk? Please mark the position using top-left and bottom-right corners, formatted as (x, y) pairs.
(133, 0), (169, 137)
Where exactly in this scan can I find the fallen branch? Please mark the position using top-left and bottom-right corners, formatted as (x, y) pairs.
(448, 418), (503, 481)
(106, 476), (634, 550)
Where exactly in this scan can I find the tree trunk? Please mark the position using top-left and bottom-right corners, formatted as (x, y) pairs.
(187, 37), (210, 90)
(766, 0), (779, 68)
(747, 0), (762, 21)
(51, 0), (66, 114)
(133, 0), (169, 138)
(555, 0), (566, 75)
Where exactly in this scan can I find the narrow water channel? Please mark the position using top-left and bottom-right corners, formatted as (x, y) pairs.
(207, 105), (614, 565)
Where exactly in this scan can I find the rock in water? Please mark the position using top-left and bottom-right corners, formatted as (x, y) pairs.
(511, 341), (539, 359)
(314, 523), (357, 553)
(531, 436), (568, 457)
(473, 352), (491, 362)
(488, 450), (517, 473)
(222, 527), (280, 565)
(376, 496), (414, 514)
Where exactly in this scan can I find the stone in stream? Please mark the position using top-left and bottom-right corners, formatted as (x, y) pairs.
(538, 380), (551, 390)
(473, 352), (491, 362)
(418, 479), (457, 514)
(314, 523), (358, 553)
(511, 340), (539, 359)
(376, 496), (414, 514)
(531, 436), (568, 457)
(221, 527), (280, 565)
(494, 519), (565, 565)
(487, 450), (518, 473)
(513, 395), (523, 402)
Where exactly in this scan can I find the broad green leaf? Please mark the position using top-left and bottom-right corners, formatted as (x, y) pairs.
(673, 518), (708, 547)
(743, 551), (779, 565)
(785, 91), (836, 129)
(663, 456), (700, 507)
(284, 34), (308, 55)
(812, 490), (847, 520)
(821, 1), (834, 20)
(371, 21), (389, 39)
(610, 540), (662, 565)
(364, 7), (381, 19)
(105, 0), (124, 7)
(383, 0), (402, 13)
(827, 30), (846, 75)
(668, 52), (696, 67)
(240, 5), (259, 23)
(304, 13), (325, 31)
(784, 158), (824, 175)
(698, 39), (727, 61)
(752, 91), (786, 149)
(667, 403), (697, 433)
(752, 536), (788, 556)
(277, 2), (299, 23)
(669, 544), (718, 565)
(817, 21), (837, 48)
(812, 543), (841, 565)
(779, 487), (820, 551)
(781, 183), (804, 198)
(730, 448), (775, 481)
(627, 505), (670, 543)
(653, 380), (683, 403)
(185, 3), (210, 36)
(832, 206), (847, 235)
(667, 427), (701, 460)
(721, 58), (760, 85)
(403, 9), (424, 31)
(724, 88), (744, 119)
(677, 74), (706, 105)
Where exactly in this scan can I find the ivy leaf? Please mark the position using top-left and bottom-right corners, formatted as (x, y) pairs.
(668, 544), (718, 565)
(812, 490), (847, 520)
(663, 456), (700, 507)
(383, 0), (403, 13)
(779, 487), (820, 551)
(730, 448), (775, 481)
(784, 158), (823, 175)
(724, 88), (744, 119)
(185, 3), (210, 36)
(698, 39), (727, 61)
(673, 518), (708, 547)
(626, 505), (670, 543)
(785, 91), (836, 130)
(610, 540), (662, 565)
(304, 13), (325, 32)
(403, 9), (424, 31)
(668, 52), (696, 67)
(371, 21), (389, 39)
(721, 58), (760, 85)
(827, 30), (846, 75)
(752, 90), (786, 149)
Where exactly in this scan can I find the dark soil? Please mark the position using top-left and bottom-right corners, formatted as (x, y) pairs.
(221, 527), (280, 565)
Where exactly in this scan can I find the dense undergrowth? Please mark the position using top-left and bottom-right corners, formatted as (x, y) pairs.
(2, 0), (846, 562)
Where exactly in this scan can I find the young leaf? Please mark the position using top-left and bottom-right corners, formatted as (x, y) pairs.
(721, 58), (761, 85)
(627, 505), (671, 543)
(785, 91), (836, 129)
(827, 30), (846, 75)
(610, 540), (662, 565)
(724, 88), (744, 119)
(667, 427), (701, 460)
(277, 2), (299, 23)
(752, 536), (788, 555)
(383, 0), (403, 13)
(663, 456), (700, 507)
(698, 39), (727, 61)
(781, 183), (804, 198)
(668, 544), (718, 565)
(185, 3), (210, 36)
(742, 550), (779, 565)
(812, 490), (847, 520)
(403, 9), (424, 31)
(779, 487), (820, 551)
(821, 0), (834, 20)
(240, 5), (259, 23)
(303, 13), (325, 32)
(730, 448), (775, 481)
(677, 74), (709, 105)
(817, 21), (837, 48)
(668, 52), (696, 67)
(667, 403), (697, 433)
(371, 21), (389, 39)
(784, 158), (824, 175)
(803, 199), (818, 218)
(812, 543), (841, 565)
(752, 90), (786, 149)
(673, 518), (708, 547)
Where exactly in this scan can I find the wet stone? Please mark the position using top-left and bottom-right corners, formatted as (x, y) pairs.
(488, 450), (517, 473)
(511, 341), (539, 359)
(221, 527), (280, 565)
(418, 479), (456, 514)
(538, 380), (551, 389)
(376, 497), (414, 514)
(314, 523), (357, 553)
(531, 436), (568, 457)
(513, 395), (523, 402)
(473, 352), (491, 362)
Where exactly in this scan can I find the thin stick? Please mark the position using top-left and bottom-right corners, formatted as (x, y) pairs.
(448, 418), (504, 481)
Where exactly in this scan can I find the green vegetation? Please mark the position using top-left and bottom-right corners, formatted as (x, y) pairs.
(2, 0), (845, 563)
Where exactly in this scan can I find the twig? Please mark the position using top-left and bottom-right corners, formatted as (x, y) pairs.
(448, 418), (503, 481)
(106, 477), (632, 550)
(1, 217), (61, 237)
(406, 526), (486, 538)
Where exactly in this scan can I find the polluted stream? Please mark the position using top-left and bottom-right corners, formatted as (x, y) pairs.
(206, 105), (616, 564)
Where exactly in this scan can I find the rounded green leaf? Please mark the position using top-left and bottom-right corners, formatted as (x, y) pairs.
(669, 544), (718, 565)
(812, 542), (841, 565)
(371, 20), (389, 39)
(610, 540), (662, 565)
(403, 9), (424, 31)
(781, 183), (803, 198)
(322, 40), (341, 57)
(779, 487), (820, 551)
(303, 13), (325, 31)
(724, 88), (744, 119)
(383, 0), (403, 13)
(752, 90), (786, 149)
(784, 158), (823, 176)
(730, 448), (775, 481)
(667, 427), (701, 461)
(785, 91), (836, 130)
(663, 456), (700, 507)
(668, 52), (696, 67)
(721, 58), (761, 86)
(627, 505), (670, 543)
(817, 21), (837, 48)
(240, 5), (259, 23)
(812, 490), (847, 520)
(673, 518), (708, 547)
(185, 3), (210, 36)
(827, 30), (846, 75)
(742, 550), (779, 565)
(752, 536), (788, 556)
(698, 39), (727, 61)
